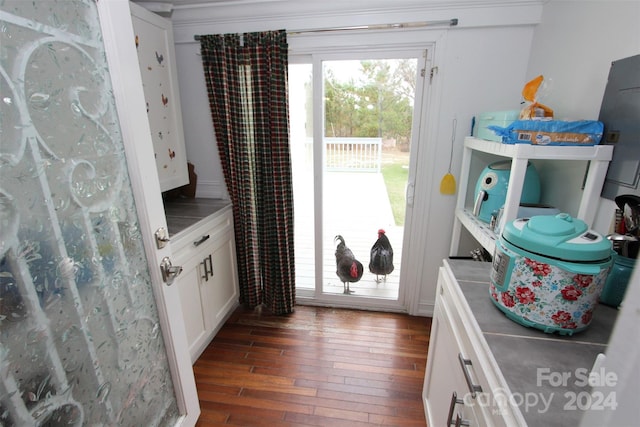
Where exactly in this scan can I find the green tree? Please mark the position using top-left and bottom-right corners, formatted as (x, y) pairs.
(323, 59), (416, 147)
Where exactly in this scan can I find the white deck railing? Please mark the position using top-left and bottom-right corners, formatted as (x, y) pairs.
(323, 137), (382, 172)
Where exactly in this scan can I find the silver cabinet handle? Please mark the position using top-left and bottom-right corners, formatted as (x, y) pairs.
(447, 392), (464, 426)
(207, 254), (214, 278)
(458, 353), (482, 398)
(201, 254), (213, 281)
(455, 413), (470, 427)
(193, 234), (210, 247)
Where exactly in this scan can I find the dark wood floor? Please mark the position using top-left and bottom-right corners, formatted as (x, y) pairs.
(193, 305), (432, 427)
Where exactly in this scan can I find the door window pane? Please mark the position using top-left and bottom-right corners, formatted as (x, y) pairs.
(289, 63), (315, 291)
(322, 59), (414, 298)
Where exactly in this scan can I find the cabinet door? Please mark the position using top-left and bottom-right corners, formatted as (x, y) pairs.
(176, 250), (208, 357)
(201, 229), (239, 331)
(130, 2), (188, 192)
(424, 302), (478, 427)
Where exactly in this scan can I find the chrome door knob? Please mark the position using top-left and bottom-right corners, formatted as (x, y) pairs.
(160, 256), (182, 286)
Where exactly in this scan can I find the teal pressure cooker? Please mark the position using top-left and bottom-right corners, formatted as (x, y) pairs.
(490, 213), (614, 335)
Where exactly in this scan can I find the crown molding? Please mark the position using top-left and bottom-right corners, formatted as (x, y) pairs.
(171, 0), (543, 24)
(169, 0), (543, 43)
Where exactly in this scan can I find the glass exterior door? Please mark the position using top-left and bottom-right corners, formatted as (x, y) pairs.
(290, 51), (426, 309)
(0, 1), (185, 425)
(321, 58), (417, 300)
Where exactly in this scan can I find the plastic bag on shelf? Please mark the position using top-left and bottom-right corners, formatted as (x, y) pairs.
(488, 119), (604, 145)
(520, 75), (554, 119)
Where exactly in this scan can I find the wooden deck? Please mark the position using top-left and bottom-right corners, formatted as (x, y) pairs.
(294, 171), (403, 299)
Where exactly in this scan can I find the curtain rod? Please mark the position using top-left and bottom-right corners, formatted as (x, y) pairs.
(193, 18), (458, 41)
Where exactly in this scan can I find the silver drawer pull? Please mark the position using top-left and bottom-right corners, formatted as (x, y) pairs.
(447, 392), (464, 426)
(193, 234), (210, 247)
(455, 413), (470, 427)
(201, 254), (213, 281)
(458, 353), (483, 398)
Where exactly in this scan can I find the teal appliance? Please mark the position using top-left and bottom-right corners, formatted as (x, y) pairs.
(490, 214), (614, 335)
(473, 160), (541, 223)
(600, 254), (636, 308)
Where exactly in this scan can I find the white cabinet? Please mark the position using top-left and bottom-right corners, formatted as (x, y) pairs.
(425, 259), (620, 426)
(130, 2), (189, 192)
(423, 285), (479, 426)
(423, 264), (526, 427)
(450, 137), (613, 256)
(173, 206), (239, 363)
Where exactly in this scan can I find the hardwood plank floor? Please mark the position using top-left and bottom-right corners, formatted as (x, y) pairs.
(193, 305), (432, 427)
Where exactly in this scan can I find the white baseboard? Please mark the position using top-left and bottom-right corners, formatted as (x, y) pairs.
(416, 301), (435, 317)
(196, 179), (228, 199)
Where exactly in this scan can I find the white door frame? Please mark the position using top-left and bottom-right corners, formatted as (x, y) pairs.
(97, 1), (199, 424)
(297, 46), (432, 312)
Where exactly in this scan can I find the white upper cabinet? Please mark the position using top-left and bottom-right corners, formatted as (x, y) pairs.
(130, 2), (189, 192)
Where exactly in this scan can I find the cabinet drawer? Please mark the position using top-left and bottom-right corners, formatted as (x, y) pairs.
(172, 206), (233, 257)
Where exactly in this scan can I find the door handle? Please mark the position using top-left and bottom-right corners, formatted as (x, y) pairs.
(160, 256), (182, 286)
(155, 227), (171, 249)
(406, 181), (415, 207)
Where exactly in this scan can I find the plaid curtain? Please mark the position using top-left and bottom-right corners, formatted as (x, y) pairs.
(200, 30), (295, 315)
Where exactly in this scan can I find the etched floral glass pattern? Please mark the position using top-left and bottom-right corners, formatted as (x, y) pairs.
(0, 1), (180, 425)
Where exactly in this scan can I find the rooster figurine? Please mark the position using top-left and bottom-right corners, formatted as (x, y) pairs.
(335, 235), (363, 294)
(369, 229), (394, 283)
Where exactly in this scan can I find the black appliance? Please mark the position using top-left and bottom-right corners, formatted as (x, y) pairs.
(599, 54), (640, 200)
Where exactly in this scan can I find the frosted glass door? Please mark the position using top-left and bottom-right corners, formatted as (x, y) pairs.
(0, 1), (180, 425)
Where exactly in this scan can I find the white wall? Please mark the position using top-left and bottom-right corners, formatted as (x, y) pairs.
(412, 24), (536, 314)
(525, 0), (640, 235)
(527, 0), (639, 121)
(174, 42), (228, 198)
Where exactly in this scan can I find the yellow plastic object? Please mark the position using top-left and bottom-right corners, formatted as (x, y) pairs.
(439, 172), (456, 195)
(440, 117), (457, 195)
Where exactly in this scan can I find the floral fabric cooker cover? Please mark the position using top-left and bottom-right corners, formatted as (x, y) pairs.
(490, 214), (614, 334)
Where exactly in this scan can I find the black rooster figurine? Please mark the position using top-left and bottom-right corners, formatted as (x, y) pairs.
(335, 235), (363, 294)
(369, 229), (394, 283)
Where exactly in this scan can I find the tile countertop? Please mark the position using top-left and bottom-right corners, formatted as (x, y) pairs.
(163, 197), (232, 236)
(445, 259), (619, 427)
